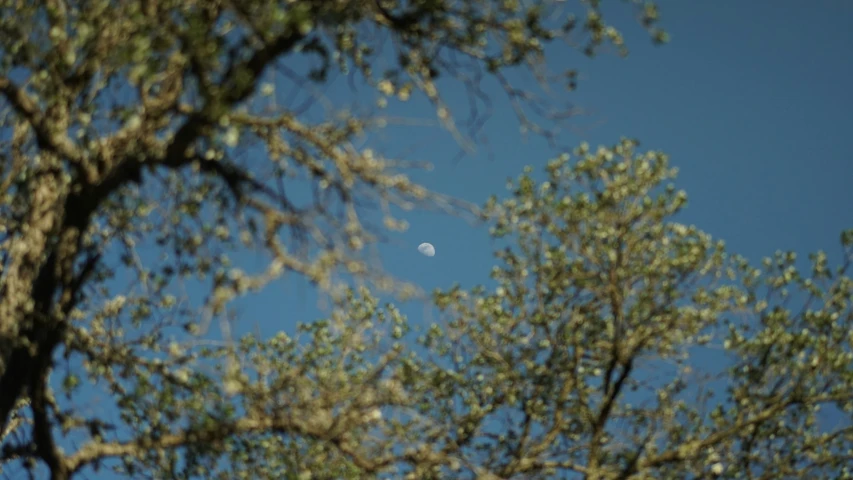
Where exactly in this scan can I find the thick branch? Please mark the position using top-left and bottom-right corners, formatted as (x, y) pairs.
(31, 374), (69, 480)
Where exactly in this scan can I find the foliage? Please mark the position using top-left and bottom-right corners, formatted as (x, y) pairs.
(5, 0), (850, 479)
(125, 140), (852, 480)
(0, 0), (668, 477)
(428, 140), (853, 479)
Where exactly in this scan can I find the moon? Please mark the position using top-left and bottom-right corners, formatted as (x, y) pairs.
(417, 242), (435, 257)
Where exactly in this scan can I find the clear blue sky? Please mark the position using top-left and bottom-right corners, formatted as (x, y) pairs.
(13, 1), (853, 477)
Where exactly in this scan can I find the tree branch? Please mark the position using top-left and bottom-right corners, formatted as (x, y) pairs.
(30, 373), (70, 480)
(0, 77), (82, 163)
(67, 414), (385, 475)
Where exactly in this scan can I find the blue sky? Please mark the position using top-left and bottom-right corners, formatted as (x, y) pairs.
(6, 1), (853, 477)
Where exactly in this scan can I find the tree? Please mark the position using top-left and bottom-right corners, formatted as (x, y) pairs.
(0, 0), (670, 477)
(427, 140), (853, 479)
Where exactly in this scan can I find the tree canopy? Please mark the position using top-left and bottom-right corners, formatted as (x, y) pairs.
(2, 0), (853, 479)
